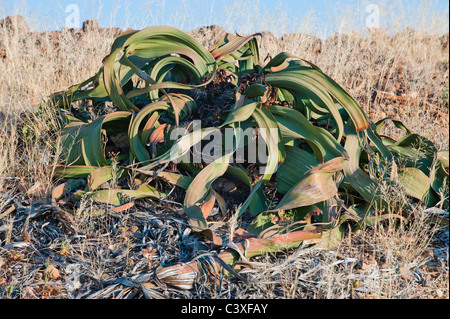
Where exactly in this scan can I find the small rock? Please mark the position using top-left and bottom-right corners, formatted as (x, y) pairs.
(45, 264), (60, 280)
(399, 266), (414, 281)
(0, 15), (30, 35)
(82, 19), (100, 33)
(312, 39), (322, 54)
(421, 248), (434, 259)
(189, 25), (226, 50)
(22, 286), (39, 299)
(34, 272), (43, 281)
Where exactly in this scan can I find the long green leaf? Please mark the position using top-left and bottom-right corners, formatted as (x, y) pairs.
(184, 153), (232, 231)
(53, 165), (100, 179)
(269, 105), (348, 162)
(237, 108), (284, 216)
(266, 66), (369, 135)
(277, 146), (319, 194)
(81, 111), (132, 167)
(60, 121), (87, 165)
(274, 157), (346, 212)
(89, 184), (166, 206)
(128, 102), (170, 164)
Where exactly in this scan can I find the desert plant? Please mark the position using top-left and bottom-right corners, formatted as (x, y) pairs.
(48, 26), (448, 289)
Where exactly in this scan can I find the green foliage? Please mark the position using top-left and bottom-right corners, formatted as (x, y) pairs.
(49, 26), (448, 272)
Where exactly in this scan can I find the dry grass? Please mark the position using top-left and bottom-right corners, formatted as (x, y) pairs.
(0, 4), (448, 299)
(1, 200), (446, 299)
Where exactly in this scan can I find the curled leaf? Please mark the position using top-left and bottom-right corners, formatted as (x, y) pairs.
(274, 157), (346, 212)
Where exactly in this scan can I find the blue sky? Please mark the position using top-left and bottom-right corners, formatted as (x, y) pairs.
(1, 0), (448, 36)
